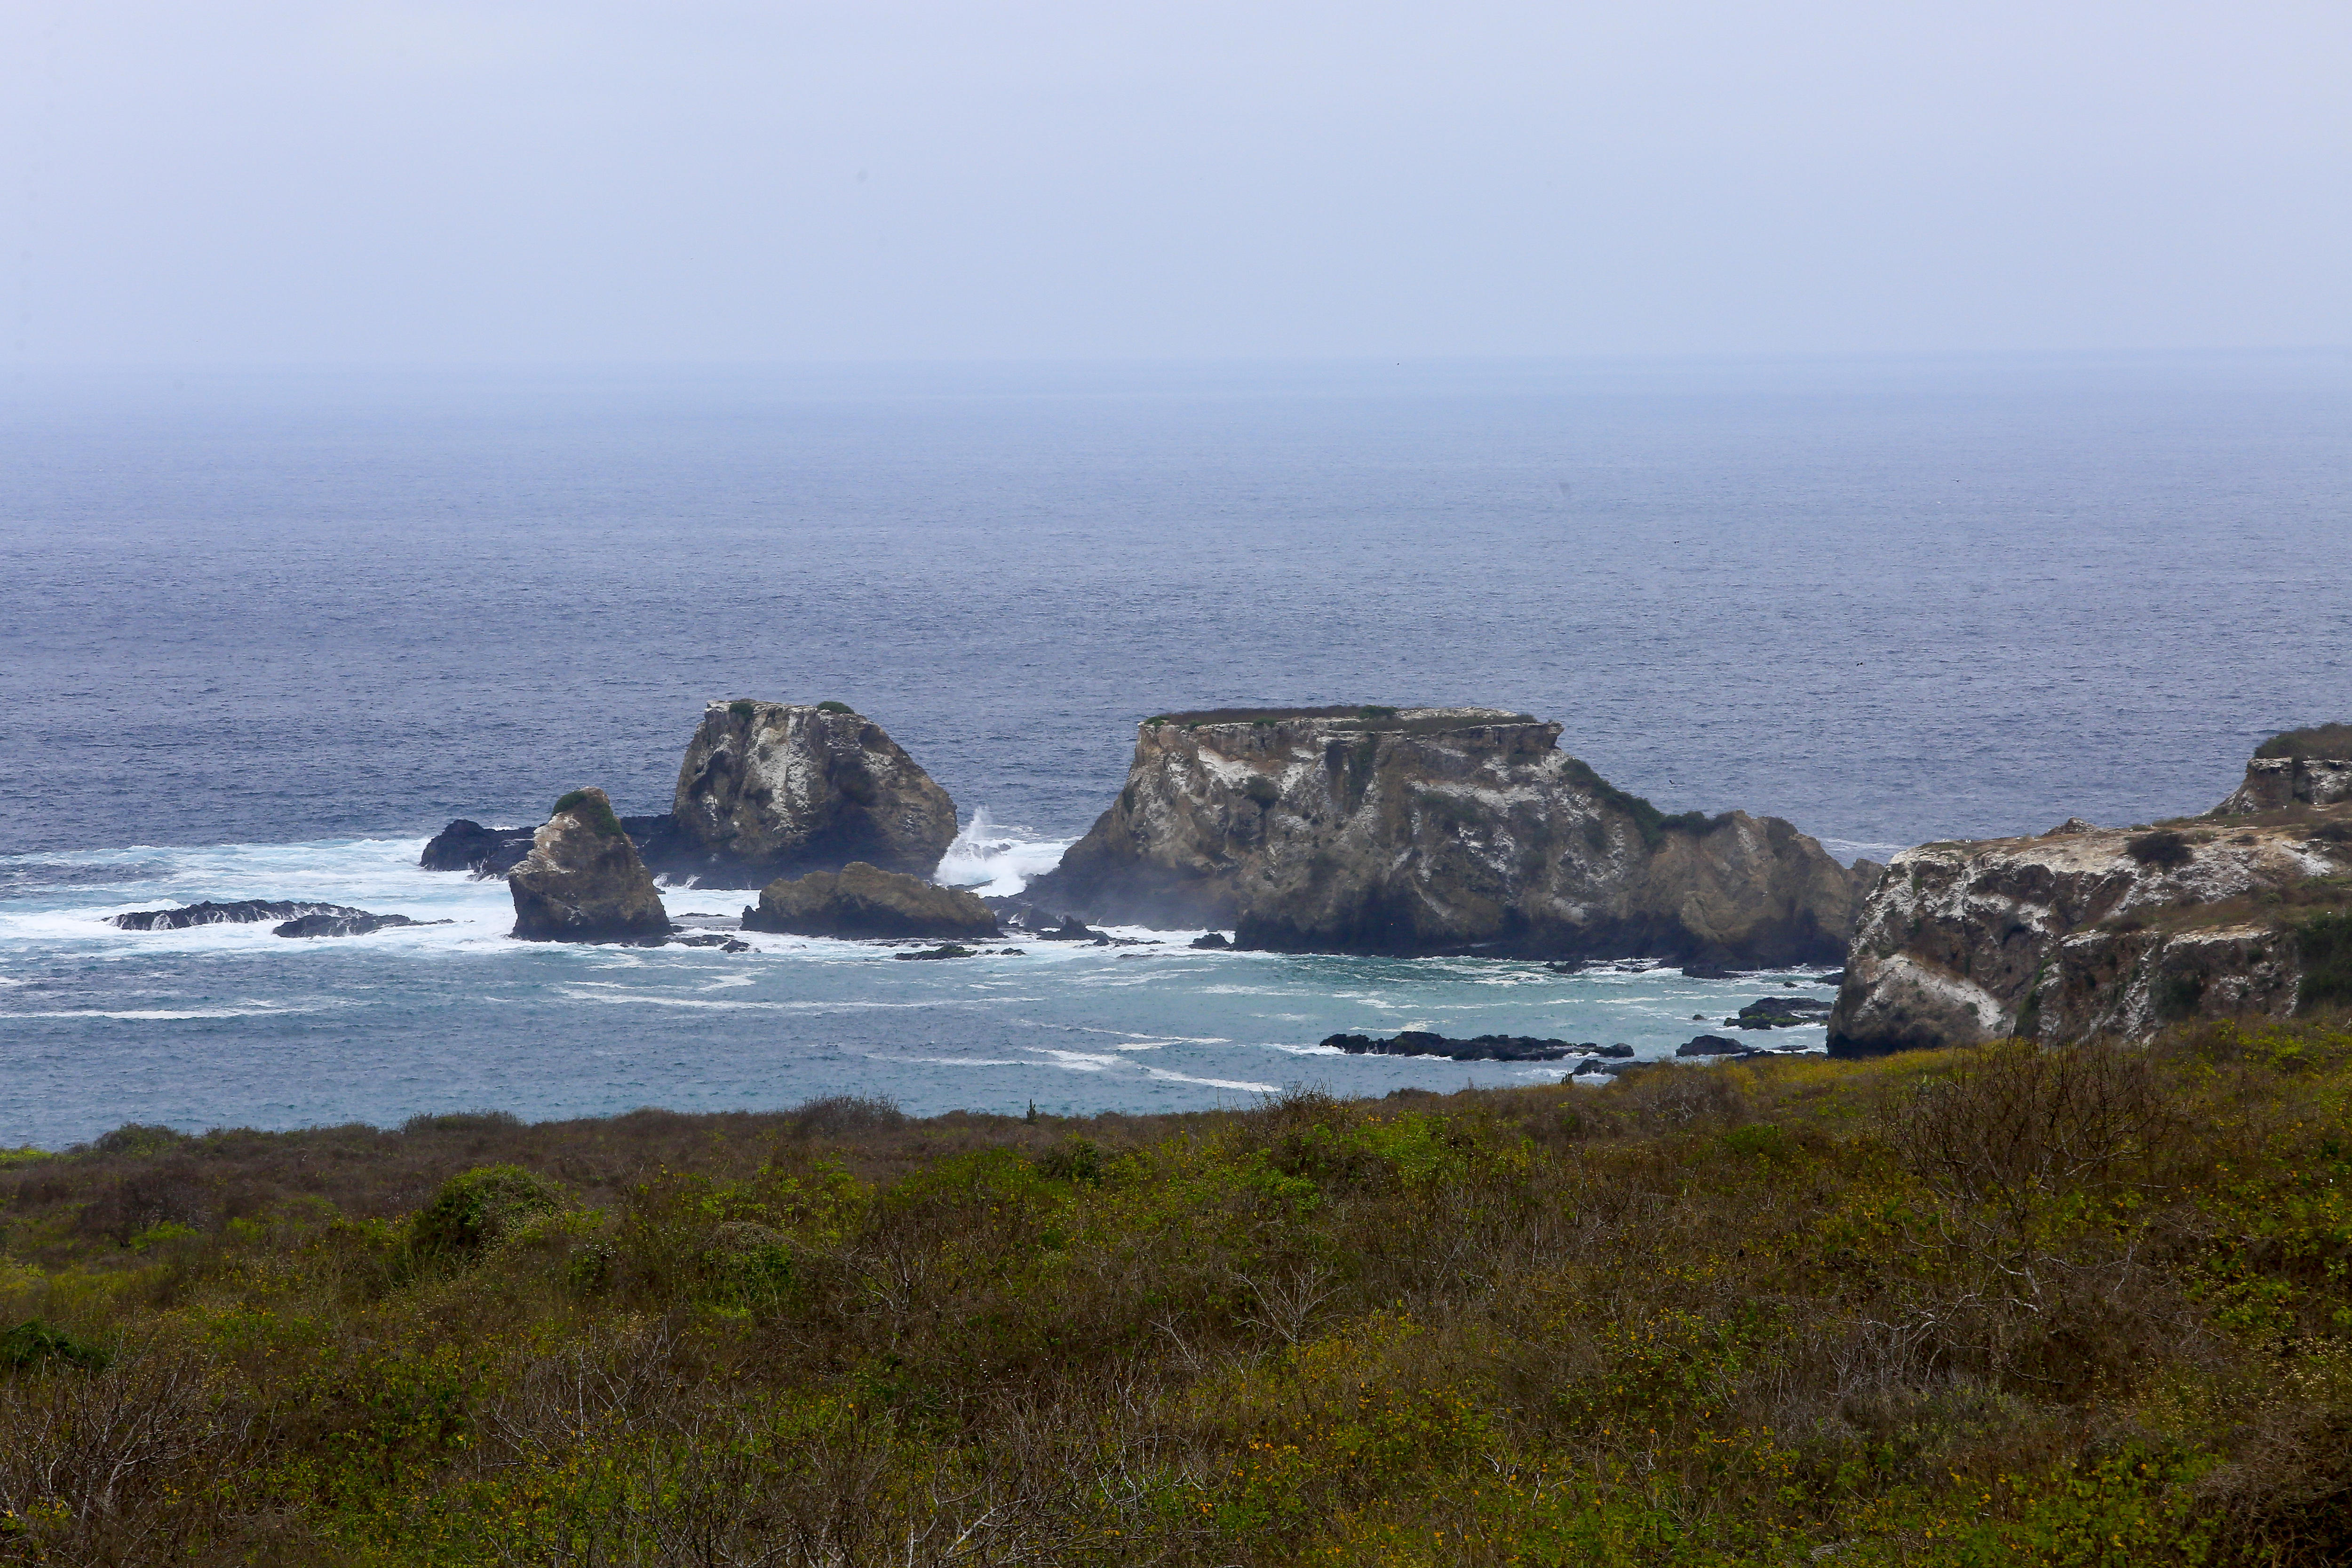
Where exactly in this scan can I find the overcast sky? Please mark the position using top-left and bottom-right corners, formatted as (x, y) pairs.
(6, 1), (2348, 365)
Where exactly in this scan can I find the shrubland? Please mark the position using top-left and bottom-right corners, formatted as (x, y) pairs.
(2, 1022), (2349, 1566)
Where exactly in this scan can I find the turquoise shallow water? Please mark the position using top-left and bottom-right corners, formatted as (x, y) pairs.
(2, 354), (2345, 1145)
(0, 835), (1831, 1147)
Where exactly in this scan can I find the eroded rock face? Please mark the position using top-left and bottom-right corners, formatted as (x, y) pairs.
(661, 701), (958, 888)
(2217, 757), (2352, 815)
(1828, 810), (2351, 1058)
(741, 861), (1001, 941)
(509, 788), (671, 943)
(1023, 707), (1865, 963)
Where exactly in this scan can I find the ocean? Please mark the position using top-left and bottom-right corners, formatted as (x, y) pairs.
(4, 353), (2347, 1146)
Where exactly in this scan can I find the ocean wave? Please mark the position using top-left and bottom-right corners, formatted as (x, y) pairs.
(932, 808), (1070, 898)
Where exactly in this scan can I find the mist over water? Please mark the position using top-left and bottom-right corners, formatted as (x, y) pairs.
(3, 354), (2347, 1143)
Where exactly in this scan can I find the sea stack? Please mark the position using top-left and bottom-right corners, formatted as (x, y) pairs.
(509, 788), (672, 942)
(742, 861), (1001, 941)
(1828, 732), (2352, 1058)
(650, 700), (959, 888)
(1024, 706), (1868, 963)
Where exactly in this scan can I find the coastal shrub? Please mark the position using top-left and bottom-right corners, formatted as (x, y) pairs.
(2256, 722), (2352, 760)
(87, 1123), (187, 1159)
(410, 1163), (566, 1257)
(7, 1031), (2352, 1564)
(2128, 828), (2195, 868)
(0, 1319), (111, 1372)
(551, 789), (625, 838)
(1357, 705), (1399, 720)
(727, 698), (757, 719)
(786, 1095), (906, 1137)
(815, 700), (855, 715)
(2296, 911), (2352, 1014)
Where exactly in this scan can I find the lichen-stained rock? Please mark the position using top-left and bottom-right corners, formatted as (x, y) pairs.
(1023, 706), (1865, 963)
(741, 861), (1001, 941)
(1828, 809), (2351, 1058)
(660, 700), (958, 888)
(509, 788), (671, 943)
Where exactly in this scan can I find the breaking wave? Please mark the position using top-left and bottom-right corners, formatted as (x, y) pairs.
(931, 807), (1071, 898)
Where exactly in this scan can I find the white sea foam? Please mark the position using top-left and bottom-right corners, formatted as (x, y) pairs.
(1141, 1068), (1278, 1093)
(932, 808), (1070, 898)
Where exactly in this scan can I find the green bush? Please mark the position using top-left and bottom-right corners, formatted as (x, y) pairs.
(2297, 910), (2352, 1014)
(815, 700), (855, 715)
(410, 1163), (566, 1258)
(727, 698), (758, 719)
(550, 790), (625, 838)
(1, 1319), (111, 1372)
(2255, 722), (2352, 760)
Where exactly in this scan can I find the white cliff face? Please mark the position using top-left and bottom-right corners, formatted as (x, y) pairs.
(667, 701), (958, 883)
(1026, 706), (1864, 962)
(1829, 812), (2350, 1057)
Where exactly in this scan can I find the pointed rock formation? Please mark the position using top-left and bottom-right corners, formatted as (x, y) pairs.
(649, 700), (959, 888)
(509, 788), (671, 942)
(1023, 706), (1866, 963)
(741, 861), (1000, 941)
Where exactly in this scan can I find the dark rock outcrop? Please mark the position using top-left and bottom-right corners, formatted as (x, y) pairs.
(274, 912), (437, 938)
(656, 700), (958, 888)
(1677, 1035), (1744, 1056)
(1321, 1030), (1582, 1062)
(1025, 707), (1865, 963)
(741, 862), (1000, 941)
(893, 944), (979, 961)
(113, 899), (368, 931)
(421, 820), (537, 876)
(1829, 790), (2352, 1059)
(1189, 931), (1232, 949)
(1728, 995), (1833, 1028)
(509, 788), (671, 943)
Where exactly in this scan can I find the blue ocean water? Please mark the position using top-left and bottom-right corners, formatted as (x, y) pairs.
(4, 354), (2348, 1145)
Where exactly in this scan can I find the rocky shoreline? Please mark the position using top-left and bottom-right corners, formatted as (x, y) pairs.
(105, 695), (2352, 1063)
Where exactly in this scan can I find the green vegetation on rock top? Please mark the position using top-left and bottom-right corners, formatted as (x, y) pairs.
(2257, 721), (2352, 760)
(815, 700), (856, 715)
(5, 1023), (2350, 1563)
(551, 789), (626, 838)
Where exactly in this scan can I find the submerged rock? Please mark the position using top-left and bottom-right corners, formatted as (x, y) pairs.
(741, 862), (1000, 941)
(657, 700), (958, 888)
(420, 820), (537, 876)
(1830, 757), (2352, 1058)
(1025, 707), (1866, 964)
(1321, 1030), (1581, 1062)
(509, 788), (671, 943)
(113, 899), (369, 931)
(274, 912), (440, 938)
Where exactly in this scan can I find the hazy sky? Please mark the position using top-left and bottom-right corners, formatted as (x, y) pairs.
(7, 1), (2348, 364)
